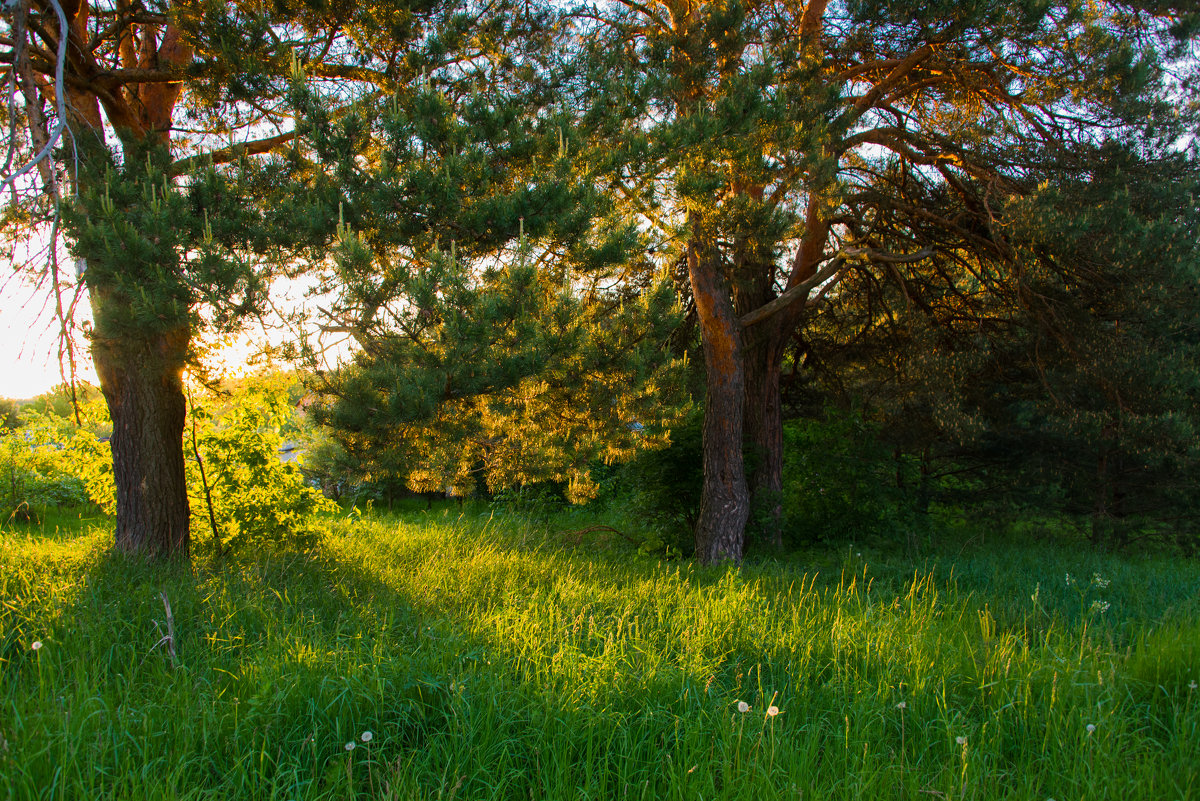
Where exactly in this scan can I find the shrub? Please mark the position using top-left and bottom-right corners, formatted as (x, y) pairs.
(0, 421), (93, 522)
(604, 410), (702, 554)
(191, 382), (336, 554)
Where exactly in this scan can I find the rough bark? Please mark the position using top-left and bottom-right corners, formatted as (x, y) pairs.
(733, 242), (787, 551)
(92, 314), (191, 559)
(735, 197), (833, 551)
(688, 234), (750, 564)
(742, 338), (785, 549)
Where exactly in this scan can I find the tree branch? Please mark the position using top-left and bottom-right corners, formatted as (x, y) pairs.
(0, 0), (68, 199)
(611, 0), (672, 34)
(93, 66), (185, 85)
(741, 246), (935, 329)
(309, 62), (396, 89)
(843, 44), (934, 124)
(169, 130), (297, 175)
(741, 256), (846, 329)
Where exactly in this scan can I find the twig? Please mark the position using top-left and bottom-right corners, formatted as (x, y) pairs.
(145, 591), (178, 667)
(556, 524), (639, 545)
(186, 386), (224, 556)
(0, 0), (70, 198)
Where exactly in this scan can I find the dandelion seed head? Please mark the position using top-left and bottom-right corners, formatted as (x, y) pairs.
(736, 701), (750, 713)
(360, 731), (373, 743)
(1189, 680), (1198, 690)
(767, 705), (780, 717)
(896, 701), (906, 710)
(344, 741), (355, 752)
(1086, 724), (1096, 735)
(956, 736), (967, 745)
(30, 641), (42, 651)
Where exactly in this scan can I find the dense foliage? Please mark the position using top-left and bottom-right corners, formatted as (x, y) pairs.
(2, 0), (1197, 561)
(188, 380), (336, 555)
(294, 52), (691, 502)
(0, 422), (89, 522)
(0, 390), (112, 523)
(0, 379), (331, 554)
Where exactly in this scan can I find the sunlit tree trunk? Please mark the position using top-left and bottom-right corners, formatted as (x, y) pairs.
(688, 231), (750, 564)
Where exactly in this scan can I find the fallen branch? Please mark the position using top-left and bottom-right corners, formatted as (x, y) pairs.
(145, 591), (178, 667)
(556, 525), (639, 546)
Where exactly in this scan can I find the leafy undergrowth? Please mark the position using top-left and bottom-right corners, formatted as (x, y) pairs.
(1, 508), (1198, 800)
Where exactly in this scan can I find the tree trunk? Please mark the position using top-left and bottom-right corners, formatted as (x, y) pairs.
(743, 338), (785, 549)
(688, 235), (750, 565)
(93, 320), (191, 559)
(1090, 448), (1109, 548)
(732, 238), (787, 552)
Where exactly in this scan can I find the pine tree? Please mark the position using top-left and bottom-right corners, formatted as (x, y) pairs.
(0, 0), (501, 558)
(571, 0), (1198, 562)
(960, 143), (1200, 550)
(295, 37), (691, 499)
(798, 138), (1200, 552)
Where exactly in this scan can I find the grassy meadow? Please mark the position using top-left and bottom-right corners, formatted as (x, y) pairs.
(1, 505), (1199, 800)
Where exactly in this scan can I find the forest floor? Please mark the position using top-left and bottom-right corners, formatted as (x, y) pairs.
(1, 504), (1198, 800)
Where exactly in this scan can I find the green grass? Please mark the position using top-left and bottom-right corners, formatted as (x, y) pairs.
(1, 506), (1198, 800)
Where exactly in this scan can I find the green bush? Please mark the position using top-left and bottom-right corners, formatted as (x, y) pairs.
(3, 378), (336, 551)
(191, 381), (336, 554)
(603, 410), (702, 554)
(0, 420), (94, 522)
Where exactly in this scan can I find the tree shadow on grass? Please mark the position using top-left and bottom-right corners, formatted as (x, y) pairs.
(9, 523), (757, 800)
(19, 509), (1178, 801)
(3, 531), (486, 798)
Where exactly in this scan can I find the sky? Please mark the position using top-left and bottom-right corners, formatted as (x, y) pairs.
(0, 270), (353, 401)
(0, 276), (94, 399)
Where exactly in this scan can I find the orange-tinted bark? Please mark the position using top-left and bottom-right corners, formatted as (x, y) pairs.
(688, 227), (750, 564)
